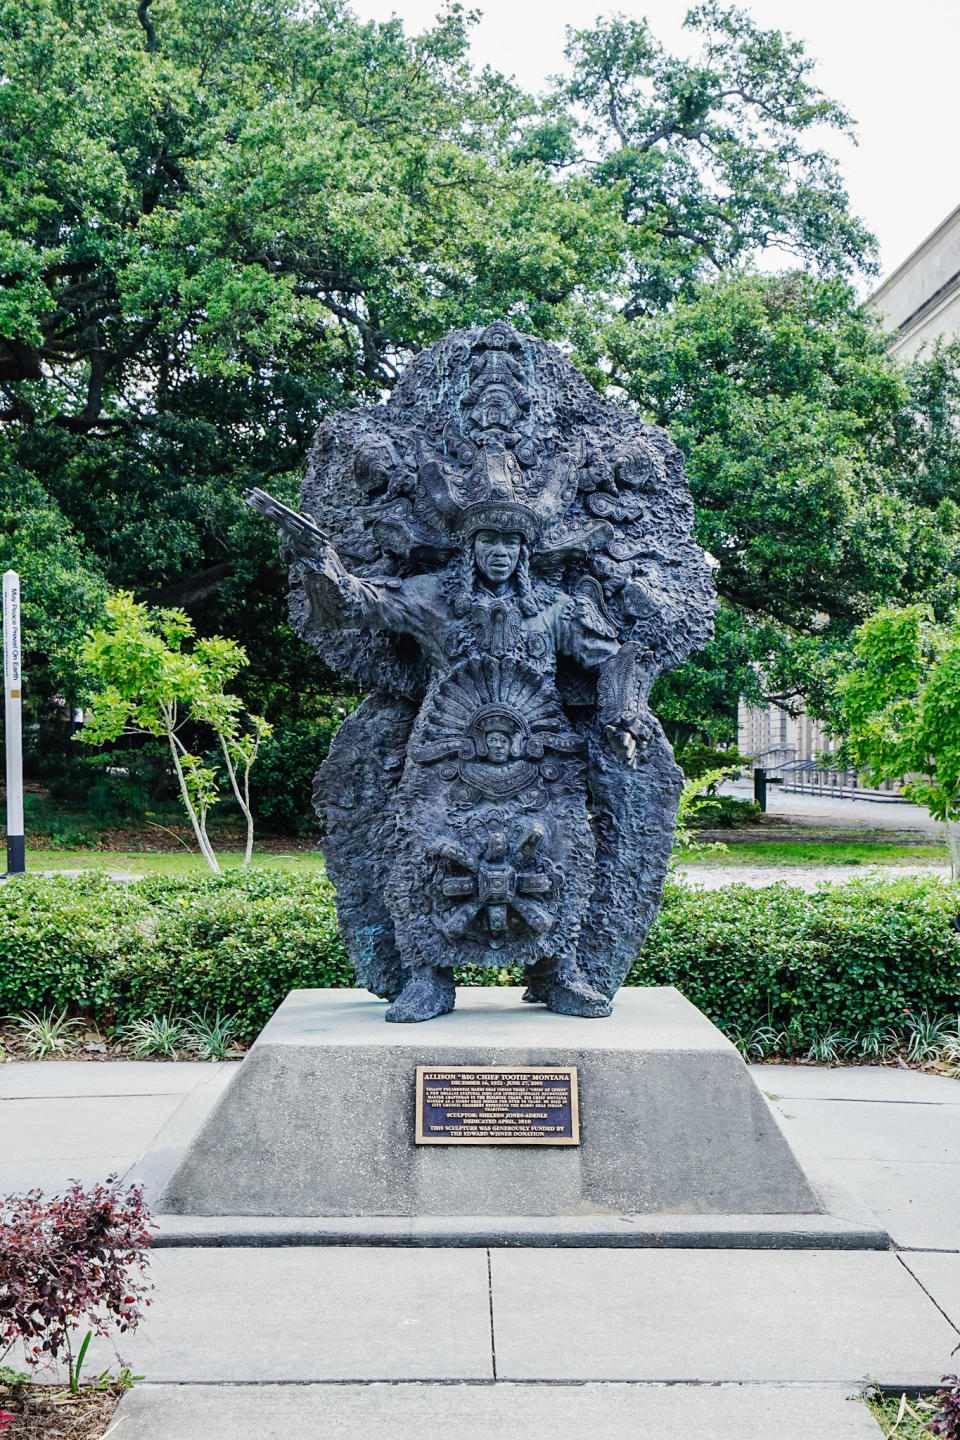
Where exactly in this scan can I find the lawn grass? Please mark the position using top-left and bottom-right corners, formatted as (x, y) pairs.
(12, 849), (326, 878)
(679, 840), (949, 868)
(12, 840), (951, 876)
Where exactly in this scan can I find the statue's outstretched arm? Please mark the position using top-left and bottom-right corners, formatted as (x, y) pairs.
(300, 547), (405, 634)
(244, 485), (408, 636)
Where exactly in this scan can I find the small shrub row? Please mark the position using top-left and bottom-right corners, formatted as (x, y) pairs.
(0, 871), (351, 1041)
(0, 872), (958, 1047)
(630, 875), (960, 1043)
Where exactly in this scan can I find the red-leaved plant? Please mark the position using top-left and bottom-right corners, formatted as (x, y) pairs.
(927, 1376), (960, 1437)
(0, 1179), (153, 1393)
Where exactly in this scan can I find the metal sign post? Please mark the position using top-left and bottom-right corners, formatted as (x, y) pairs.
(3, 570), (24, 874)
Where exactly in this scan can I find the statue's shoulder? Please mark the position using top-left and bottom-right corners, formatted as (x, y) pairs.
(397, 571), (447, 606)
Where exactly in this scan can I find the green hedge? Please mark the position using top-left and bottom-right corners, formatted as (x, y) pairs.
(629, 876), (960, 1039)
(0, 871), (958, 1043)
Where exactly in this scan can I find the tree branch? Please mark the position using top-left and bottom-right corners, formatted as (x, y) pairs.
(137, 0), (158, 54)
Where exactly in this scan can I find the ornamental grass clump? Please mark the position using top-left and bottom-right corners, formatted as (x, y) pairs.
(0, 1180), (153, 1394)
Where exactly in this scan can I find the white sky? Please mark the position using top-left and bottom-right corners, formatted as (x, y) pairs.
(350, 0), (960, 288)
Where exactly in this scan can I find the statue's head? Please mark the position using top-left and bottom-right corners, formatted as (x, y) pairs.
(483, 728), (512, 765)
(473, 528), (523, 584)
(474, 712), (524, 764)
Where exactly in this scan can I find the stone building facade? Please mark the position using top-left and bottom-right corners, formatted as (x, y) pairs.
(736, 698), (833, 766)
(864, 202), (960, 360)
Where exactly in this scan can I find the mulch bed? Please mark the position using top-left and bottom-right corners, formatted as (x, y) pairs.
(0, 1023), (248, 1065)
(28, 825), (317, 854)
(1, 1385), (122, 1439)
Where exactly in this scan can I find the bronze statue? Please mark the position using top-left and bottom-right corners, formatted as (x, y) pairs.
(247, 321), (715, 1021)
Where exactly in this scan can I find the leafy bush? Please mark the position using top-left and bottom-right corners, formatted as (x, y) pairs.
(631, 876), (960, 1042)
(927, 1376), (960, 1437)
(0, 874), (147, 1019)
(675, 744), (746, 782)
(248, 711), (354, 836)
(689, 794), (762, 829)
(0, 870), (350, 1040)
(0, 872), (958, 1046)
(0, 1180), (152, 1392)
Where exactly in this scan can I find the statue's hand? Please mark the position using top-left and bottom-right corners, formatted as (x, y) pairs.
(605, 725), (638, 768)
(605, 706), (655, 768)
(300, 547), (354, 626)
(299, 542), (347, 588)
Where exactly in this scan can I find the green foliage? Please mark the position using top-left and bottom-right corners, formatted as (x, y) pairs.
(832, 604), (960, 878)
(0, 870), (349, 1039)
(630, 875), (960, 1041)
(180, 1010), (243, 1060)
(863, 1389), (942, 1440)
(0, 0), (618, 709)
(120, 1014), (187, 1059)
(0, 875), (145, 1019)
(675, 743), (746, 783)
(79, 592), (270, 868)
(247, 710), (355, 836)
(0, 467), (108, 702)
(597, 274), (960, 742)
(1, 872), (957, 1049)
(562, 5), (870, 307)
(8, 1009), (83, 1058)
(673, 766), (737, 854)
(2, 0), (892, 746)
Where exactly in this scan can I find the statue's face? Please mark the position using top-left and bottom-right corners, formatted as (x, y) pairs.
(474, 530), (522, 583)
(484, 729), (512, 764)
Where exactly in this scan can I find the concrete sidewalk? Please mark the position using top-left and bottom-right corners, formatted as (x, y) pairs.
(2, 1058), (958, 1437)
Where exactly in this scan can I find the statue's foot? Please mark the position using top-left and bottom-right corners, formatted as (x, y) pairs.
(385, 972), (456, 1023)
(543, 978), (613, 1018)
(521, 974), (547, 1004)
(522, 964), (552, 1004)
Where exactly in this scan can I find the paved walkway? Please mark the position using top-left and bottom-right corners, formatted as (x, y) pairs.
(2, 1059), (959, 1437)
(719, 779), (945, 835)
(676, 861), (952, 889)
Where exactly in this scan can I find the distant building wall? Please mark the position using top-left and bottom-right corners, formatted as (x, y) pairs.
(864, 202), (960, 359)
(736, 699), (833, 763)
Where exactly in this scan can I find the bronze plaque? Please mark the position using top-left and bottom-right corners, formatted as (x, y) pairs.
(415, 1066), (580, 1145)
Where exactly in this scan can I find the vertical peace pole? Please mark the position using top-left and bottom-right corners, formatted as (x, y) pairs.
(2, 570), (24, 875)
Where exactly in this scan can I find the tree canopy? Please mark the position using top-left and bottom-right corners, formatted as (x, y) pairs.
(607, 277), (960, 740)
(831, 603), (960, 875)
(3, 0), (958, 747)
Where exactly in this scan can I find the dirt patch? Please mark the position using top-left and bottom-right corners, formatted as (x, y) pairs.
(0, 1384), (121, 1439)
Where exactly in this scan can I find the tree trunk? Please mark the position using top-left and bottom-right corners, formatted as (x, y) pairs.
(167, 732), (220, 874)
(218, 735), (255, 868)
(946, 819), (960, 883)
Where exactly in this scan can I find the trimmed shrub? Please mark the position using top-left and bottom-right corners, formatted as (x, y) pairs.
(0, 871), (350, 1040)
(631, 875), (960, 1040)
(0, 873), (148, 1018)
(0, 871), (957, 1044)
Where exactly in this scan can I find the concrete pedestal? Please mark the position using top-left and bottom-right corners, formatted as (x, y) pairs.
(157, 988), (888, 1248)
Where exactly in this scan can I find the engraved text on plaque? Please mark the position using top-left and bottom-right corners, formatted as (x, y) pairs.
(415, 1066), (579, 1145)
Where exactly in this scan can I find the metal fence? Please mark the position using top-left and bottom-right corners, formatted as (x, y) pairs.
(746, 747), (797, 778)
(778, 760), (908, 803)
